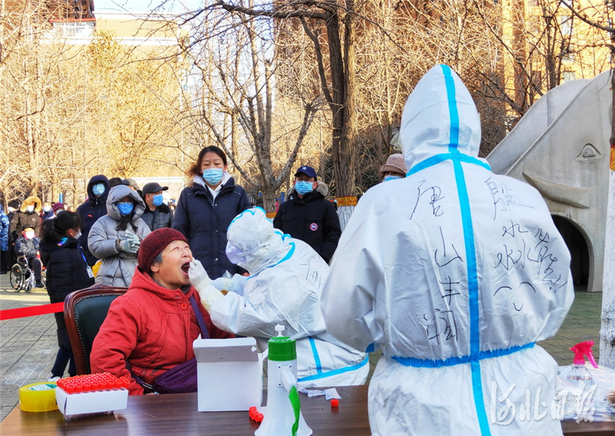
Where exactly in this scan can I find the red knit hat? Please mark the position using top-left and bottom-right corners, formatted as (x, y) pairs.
(52, 202), (65, 213)
(138, 228), (188, 272)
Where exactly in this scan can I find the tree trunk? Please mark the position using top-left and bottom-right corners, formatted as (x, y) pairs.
(600, 69), (615, 368)
(262, 188), (277, 215)
(333, 0), (356, 230)
(326, 10), (350, 196)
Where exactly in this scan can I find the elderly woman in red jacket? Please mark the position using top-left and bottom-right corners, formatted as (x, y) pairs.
(91, 228), (233, 395)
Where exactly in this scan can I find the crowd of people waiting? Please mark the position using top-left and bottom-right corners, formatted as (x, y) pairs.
(0, 67), (577, 434)
(0, 145), (351, 389)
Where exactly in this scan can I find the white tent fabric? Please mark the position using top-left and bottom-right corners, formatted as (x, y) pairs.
(321, 65), (574, 435)
(208, 207), (369, 388)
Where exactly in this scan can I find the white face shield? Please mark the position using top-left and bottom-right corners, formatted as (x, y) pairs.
(225, 243), (248, 266)
(226, 207), (287, 274)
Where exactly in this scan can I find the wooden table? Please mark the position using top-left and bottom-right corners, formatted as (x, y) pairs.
(1, 385), (613, 435)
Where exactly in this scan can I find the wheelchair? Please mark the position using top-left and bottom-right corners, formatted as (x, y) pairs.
(9, 255), (45, 293)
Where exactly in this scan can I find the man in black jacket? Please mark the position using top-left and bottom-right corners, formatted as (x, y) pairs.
(141, 182), (173, 231)
(273, 165), (341, 263)
(76, 174), (110, 266)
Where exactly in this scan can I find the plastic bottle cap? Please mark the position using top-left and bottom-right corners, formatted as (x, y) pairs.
(331, 399), (339, 408)
(268, 336), (296, 361)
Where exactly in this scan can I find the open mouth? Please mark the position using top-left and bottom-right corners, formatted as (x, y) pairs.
(181, 262), (190, 274)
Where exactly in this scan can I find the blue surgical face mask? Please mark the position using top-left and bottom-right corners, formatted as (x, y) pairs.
(152, 194), (164, 207)
(92, 183), (105, 197)
(117, 202), (134, 216)
(295, 181), (314, 196)
(383, 175), (403, 182)
(203, 168), (224, 186)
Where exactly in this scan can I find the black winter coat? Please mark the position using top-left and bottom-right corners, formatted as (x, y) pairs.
(76, 175), (110, 266)
(141, 203), (174, 231)
(172, 177), (252, 279)
(40, 237), (95, 344)
(273, 185), (341, 263)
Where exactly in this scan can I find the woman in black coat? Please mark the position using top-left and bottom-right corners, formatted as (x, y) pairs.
(40, 212), (95, 380)
(172, 146), (252, 279)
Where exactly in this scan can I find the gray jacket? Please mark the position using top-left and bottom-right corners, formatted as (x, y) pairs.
(88, 185), (151, 287)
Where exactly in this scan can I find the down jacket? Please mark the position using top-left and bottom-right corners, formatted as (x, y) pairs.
(0, 208), (8, 252)
(88, 185), (151, 287)
(76, 175), (111, 265)
(141, 202), (173, 231)
(9, 195), (42, 240)
(14, 235), (40, 258)
(91, 267), (234, 395)
(40, 236), (95, 347)
(172, 175), (252, 279)
(273, 182), (341, 263)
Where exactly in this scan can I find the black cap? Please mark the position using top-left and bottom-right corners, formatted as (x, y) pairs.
(294, 165), (317, 181)
(8, 200), (20, 209)
(142, 182), (169, 195)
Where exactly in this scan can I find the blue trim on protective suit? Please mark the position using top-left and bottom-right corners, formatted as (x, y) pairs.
(230, 206), (258, 226)
(392, 342), (535, 368)
(406, 153), (490, 177)
(308, 337), (323, 373)
(444, 64), (490, 435)
(297, 355), (369, 383)
(442, 65), (459, 151)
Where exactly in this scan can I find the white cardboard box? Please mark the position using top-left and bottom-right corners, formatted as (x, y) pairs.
(193, 337), (262, 412)
(55, 387), (128, 416)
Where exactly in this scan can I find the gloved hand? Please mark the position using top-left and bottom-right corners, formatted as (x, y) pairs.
(211, 277), (233, 292)
(117, 238), (139, 254)
(199, 284), (224, 311)
(189, 259), (211, 292)
(229, 274), (248, 296)
(125, 231), (141, 248)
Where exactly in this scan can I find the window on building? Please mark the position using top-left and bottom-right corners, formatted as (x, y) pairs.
(562, 71), (576, 82)
(51, 21), (95, 38)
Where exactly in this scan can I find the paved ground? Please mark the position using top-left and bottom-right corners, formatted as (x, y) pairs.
(0, 273), (58, 421)
(0, 271), (604, 422)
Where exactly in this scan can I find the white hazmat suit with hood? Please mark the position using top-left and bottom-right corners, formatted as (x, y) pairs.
(197, 207), (369, 388)
(320, 65), (574, 435)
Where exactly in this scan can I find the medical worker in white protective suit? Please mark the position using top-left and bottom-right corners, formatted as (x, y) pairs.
(321, 65), (574, 435)
(190, 207), (369, 387)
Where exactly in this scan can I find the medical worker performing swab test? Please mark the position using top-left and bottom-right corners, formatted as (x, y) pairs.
(189, 207), (369, 388)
